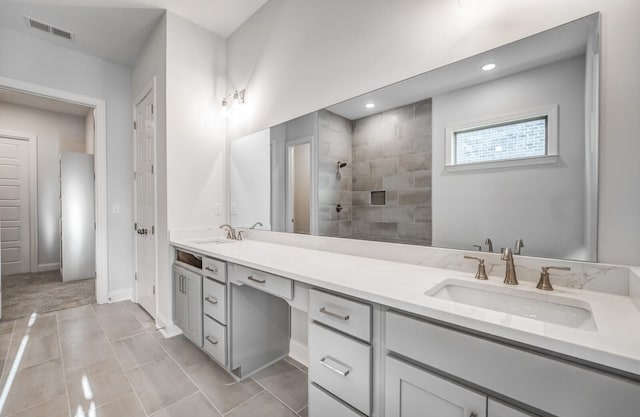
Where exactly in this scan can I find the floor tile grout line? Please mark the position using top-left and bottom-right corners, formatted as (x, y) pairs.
(283, 357), (309, 375)
(220, 388), (266, 416)
(150, 334), (225, 416)
(0, 320), (17, 377)
(55, 311), (74, 417)
(146, 391), (204, 417)
(95, 303), (152, 417)
(250, 377), (305, 417)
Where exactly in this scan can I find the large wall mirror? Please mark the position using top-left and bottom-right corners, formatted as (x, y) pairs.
(229, 13), (600, 262)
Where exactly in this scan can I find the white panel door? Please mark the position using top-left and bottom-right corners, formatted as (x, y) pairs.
(134, 90), (156, 317)
(0, 136), (30, 277)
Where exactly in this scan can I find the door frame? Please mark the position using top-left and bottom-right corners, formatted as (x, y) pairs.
(0, 76), (108, 304)
(132, 77), (158, 317)
(0, 131), (38, 273)
(285, 136), (317, 234)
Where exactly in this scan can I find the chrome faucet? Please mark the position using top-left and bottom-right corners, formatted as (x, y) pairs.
(514, 238), (525, 255)
(501, 247), (518, 285)
(219, 224), (237, 240)
(249, 222), (263, 229)
(485, 238), (493, 253)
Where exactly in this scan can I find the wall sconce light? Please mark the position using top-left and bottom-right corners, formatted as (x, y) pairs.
(221, 89), (245, 117)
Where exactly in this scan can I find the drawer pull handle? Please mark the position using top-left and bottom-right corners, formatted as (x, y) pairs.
(205, 335), (219, 345)
(205, 266), (218, 273)
(319, 356), (350, 377)
(247, 275), (266, 284)
(319, 307), (350, 321)
(205, 296), (218, 305)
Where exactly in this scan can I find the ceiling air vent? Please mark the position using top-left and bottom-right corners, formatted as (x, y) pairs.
(24, 16), (75, 41)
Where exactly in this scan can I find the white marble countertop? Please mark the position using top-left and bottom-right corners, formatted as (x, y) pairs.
(171, 237), (640, 378)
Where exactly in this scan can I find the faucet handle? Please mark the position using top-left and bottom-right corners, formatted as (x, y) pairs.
(464, 256), (488, 280)
(537, 266), (571, 291)
(514, 238), (525, 255)
(472, 244), (482, 251)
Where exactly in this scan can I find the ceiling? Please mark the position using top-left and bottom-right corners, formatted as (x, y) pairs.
(0, 0), (269, 66)
(0, 87), (92, 116)
(327, 14), (595, 121)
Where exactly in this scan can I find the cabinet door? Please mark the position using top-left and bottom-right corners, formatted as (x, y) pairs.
(488, 399), (537, 417)
(184, 271), (203, 346)
(385, 356), (486, 417)
(173, 267), (187, 331)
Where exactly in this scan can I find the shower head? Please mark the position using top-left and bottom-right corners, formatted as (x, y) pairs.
(337, 161), (347, 168)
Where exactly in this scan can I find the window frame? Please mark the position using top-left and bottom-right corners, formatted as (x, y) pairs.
(444, 105), (559, 172)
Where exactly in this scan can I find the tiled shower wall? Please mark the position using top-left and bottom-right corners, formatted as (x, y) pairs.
(351, 99), (433, 245)
(317, 109), (353, 237)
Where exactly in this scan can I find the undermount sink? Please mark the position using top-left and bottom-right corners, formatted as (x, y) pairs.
(188, 237), (231, 244)
(426, 279), (597, 330)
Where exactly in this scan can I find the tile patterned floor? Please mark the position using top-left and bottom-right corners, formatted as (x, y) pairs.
(0, 301), (308, 417)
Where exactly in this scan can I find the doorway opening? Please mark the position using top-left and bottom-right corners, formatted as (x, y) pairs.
(0, 78), (108, 320)
(286, 139), (312, 234)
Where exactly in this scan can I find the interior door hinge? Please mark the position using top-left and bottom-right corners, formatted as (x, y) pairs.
(133, 121), (137, 130)
(134, 272), (138, 281)
(134, 222), (138, 231)
(153, 285), (156, 295)
(151, 165), (154, 174)
(151, 104), (154, 114)
(94, 222), (96, 230)
(151, 225), (155, 235)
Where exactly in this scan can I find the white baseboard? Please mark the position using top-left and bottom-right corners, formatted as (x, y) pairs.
(156, 312), (182, 338)
(38, 263), (60, 272)
(107, 288), (133, 303)
(289, 339), (309, 367)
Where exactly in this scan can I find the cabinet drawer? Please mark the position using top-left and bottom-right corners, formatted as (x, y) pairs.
(310, 289), (371, 342)
(385, 311), (640, 417)
(309, 323), (371, 415)
(203, 315), (227, 366)
(231, 264), (293, 300)
(203, 257), (226, 282)
(309, 383), (365, 417)
(203, 277), (226, 324)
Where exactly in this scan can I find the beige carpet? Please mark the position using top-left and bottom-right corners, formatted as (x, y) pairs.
(2, 270), (95, 321)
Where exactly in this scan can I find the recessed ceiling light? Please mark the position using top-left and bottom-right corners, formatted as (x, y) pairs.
(482, 63), (497, 71)
(365, 103), (375, 109)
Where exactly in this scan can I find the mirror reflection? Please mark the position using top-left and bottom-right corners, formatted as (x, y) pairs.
(229, 14), (599, 262)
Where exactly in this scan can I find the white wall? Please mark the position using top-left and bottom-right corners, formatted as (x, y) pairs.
(229, 129), (271, 229)
(432, 55), (586, 260)
(0, 102), (87, 270)
(0, 25), (134, 297)
(227, 0), (640, 266)
(158, 12), (226, 325)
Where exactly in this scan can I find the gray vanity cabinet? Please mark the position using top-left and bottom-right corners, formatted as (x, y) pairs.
(487, 400), (537, 417)
(172, 264), (203, 346)
(385, 355), (486, 417)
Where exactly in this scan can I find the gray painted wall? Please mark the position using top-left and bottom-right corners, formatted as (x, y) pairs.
(432, 55), (586, 259)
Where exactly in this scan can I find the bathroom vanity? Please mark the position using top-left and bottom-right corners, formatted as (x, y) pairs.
(170, 236), (640, 417)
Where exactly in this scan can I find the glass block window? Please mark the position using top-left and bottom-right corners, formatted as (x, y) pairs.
(454, 117), (548, 164)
